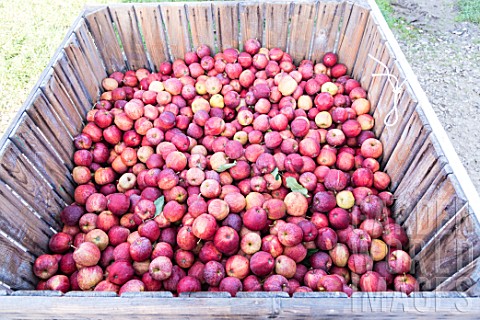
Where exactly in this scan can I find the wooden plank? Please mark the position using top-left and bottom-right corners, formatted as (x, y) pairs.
(64, 35), (101, 106)
(84, 7), (126, 74)
(264, 2), (290, 51)
(110, 6), (150, 71)
(0, 234), (36, 290)
(366, 45), (394, 116)
(310, 1), (344, 63)
(0, 179), (52, 257)
(135, 4), (169, 68)
(403, 172), (467, 255)
(239, 2), (264, 47)
(383, 109), (430, 191)
(187, 3), (215, 53)
(358, 33), (383, 89)
(74, 22), (108, 86)
(213, 2), (239, 52)
(53, 54), (91, 117)
(336, 4), (369, 72)
(41, 70), (84, 137)
(436, 256), (480, 293)
(414, 205), (480, 291)
(9, 114), (75, 203)
(27, 92), (75, 168)
(287, 1), (317, 64)
(161, 3), (191, 60)
(350, 15), (376, 80)
(0, 141), (64, 230)
(392, 136), (449, 224)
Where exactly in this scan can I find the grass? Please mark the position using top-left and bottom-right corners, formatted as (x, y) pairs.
(456, 0), (480, 23)
(374, 0), (420, 41)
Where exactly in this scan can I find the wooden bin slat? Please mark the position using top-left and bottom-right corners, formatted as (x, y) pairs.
(41, 72), (84, 137)
(9, 114), (75, 204)
(404, 171), (467, 255)
(336, 3), (369, 72)
(84, 7), (126, 74)
(161, 3), (191, 60)
(264, 2), (290, 51)
(27, 92), (75, 168)
(0, 140), (64, 230)
(135, 5), (168, 69)
(366, 45), (394, 116)
(383, 109), (431, 191)
(392, 135), (449, 224)
(53, 54), (91, 117)
(239, 2), (264, 46)
(0, 234), (35, 290)
(310, 1), (343, 63)
(64, 36), (101, 106)
(187, 3), (215, 52)
(213, 2), (239, 51)
(74, 22), (108, 86)
(358, 33), (383, 89)
(414, 205), (480, 291)
(110, 6), (150, 71)
(0, 179), (52, 257)
(287, 1), (317, 64)
(350, 14), (377, 80)
(436, 257), (480, 293)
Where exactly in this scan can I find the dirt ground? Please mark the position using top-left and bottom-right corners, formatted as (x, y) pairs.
(389, 0), (480, 193)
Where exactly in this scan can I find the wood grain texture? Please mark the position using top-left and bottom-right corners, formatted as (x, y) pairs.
(392, 136), (449, 225)
(287, 1), (317, 63)
(84, 8), (126, 74)
(358, 33), (383, 89)
(336, 4), (369, 72)
(413, 205), (480, 290)
(213, 2), (239, 51)
(161, 3), (191, 60)
(403, 171), (467, 255)
(110, 6), (150, 71)
(0, 233), (36, 290)
(436, 248), (480, 293)
(27, 92), (75, 168)
(74, 22), (108, 86)
(366, 45), (394, 116)
(350, 14), (376, 80)
(0, 140), (64, 230)
(383, 109), (431, 191)
(264, 2), (290, 51)
(239, 2), (264, 46)
(9, 115), (74, 204)
(0, 178), (52, 256)
(187, 3), (215, 52)
(135, 4), (169, 68)
(310, 1), (344, 63)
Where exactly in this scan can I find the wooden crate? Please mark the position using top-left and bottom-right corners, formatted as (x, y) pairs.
(0, 0), (479, 317)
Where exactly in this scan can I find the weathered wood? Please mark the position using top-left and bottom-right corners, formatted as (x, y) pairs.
(84, 7), (126, 74)
(239, 2), (264, 46)
(366, 45), (394, 116)
(392, 135), (449, 225)
(74, 22), (108, 86)
(287, 2), (317, 64)
(403, 171), (467, 255)
(135, 4), (169, 68)
(53, 54), (92, 117)
(413, 205), (480, 290)
(383, 109), (431, 191)
(41, 70), (84, 137)
(436, 255), (480, 293)
(110, 6), (150, 71)
(161, 3), (191, 60)
(350, 15), (376, 80)
(264, 2), (290, 51)
(358, 32), (383, 89)
(0, 140), (64, 230)
(213, 2), (239, 51)
(0, 234), (36, 290)
(0, 296), (479, 318)
(27, 91), (75, 168)
(310, 1), (344, 63)
(336, 4), (369, 72)
(187, 3), (215, 52)
(0, 179), (52, 257)
(9, 114), (75, 203)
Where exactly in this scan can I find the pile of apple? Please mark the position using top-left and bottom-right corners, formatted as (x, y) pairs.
(33, 39), (418, 296)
